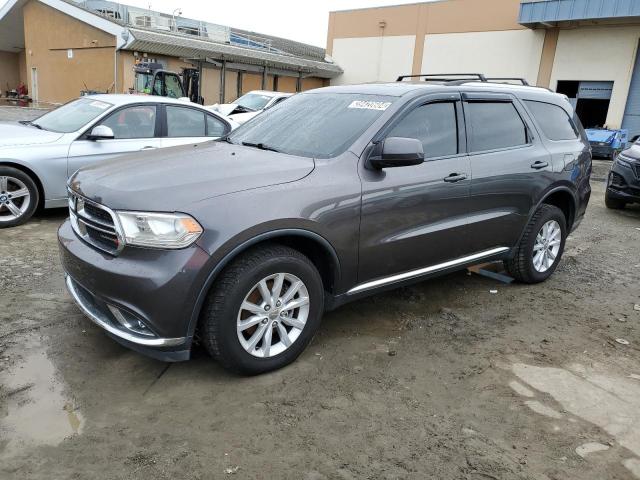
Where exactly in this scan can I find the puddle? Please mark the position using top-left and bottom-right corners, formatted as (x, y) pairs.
(0, 336), (83, 458)
(510, 362), (640, 477)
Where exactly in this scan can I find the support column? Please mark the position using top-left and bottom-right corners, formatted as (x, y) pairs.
(296, 72), (303, 92)
(261, 65), (267, 90)
(537, 28), (559, 88)
(219, 59), (226, 104)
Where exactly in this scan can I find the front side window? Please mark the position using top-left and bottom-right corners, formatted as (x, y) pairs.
(227, 93), (397, 159)
(466, 101), (528, 152)
(524, 100), (578, 141)
(166, 106), (205, 137)
(99, 105), (156, 139)
(387, 102), (458, 158)
(32, 98), (113, 133)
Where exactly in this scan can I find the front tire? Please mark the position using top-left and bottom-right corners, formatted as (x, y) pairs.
(200, 244), (324, 375)
(0, 167), (39, 228)
(505, 204), (566, 284)
(605, 190), (626, 210)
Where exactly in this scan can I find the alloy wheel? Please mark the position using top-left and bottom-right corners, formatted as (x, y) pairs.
(532, 220), (562, 273)
(0, 176), (31, 223)
(236, 273), (310, 358)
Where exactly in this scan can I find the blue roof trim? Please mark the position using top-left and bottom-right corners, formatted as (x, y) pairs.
(520, 0), (640, 25)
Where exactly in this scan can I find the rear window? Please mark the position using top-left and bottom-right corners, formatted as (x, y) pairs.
(525, 100), (578, 141)
(466, 101), (528, 152)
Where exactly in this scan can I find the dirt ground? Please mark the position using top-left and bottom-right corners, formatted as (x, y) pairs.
(1, 107), (640, 479)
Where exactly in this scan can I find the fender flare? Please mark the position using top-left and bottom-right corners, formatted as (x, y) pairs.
(185, 228), (341, 340)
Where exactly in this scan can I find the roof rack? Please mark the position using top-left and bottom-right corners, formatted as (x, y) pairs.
(397, 73), (488, 83)
(485, 77), (530, 86)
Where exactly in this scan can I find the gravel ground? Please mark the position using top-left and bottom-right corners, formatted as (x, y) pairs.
(1, 106), (640, 479)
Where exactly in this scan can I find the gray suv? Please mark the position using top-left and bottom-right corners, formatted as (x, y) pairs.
(59, 78), (592, 374)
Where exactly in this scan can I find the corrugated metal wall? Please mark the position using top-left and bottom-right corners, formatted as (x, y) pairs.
(622, 41), (640, 139)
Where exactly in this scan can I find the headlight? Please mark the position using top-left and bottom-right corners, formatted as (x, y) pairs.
(615, 156), (632, 169)
(116, 211), (203, 249)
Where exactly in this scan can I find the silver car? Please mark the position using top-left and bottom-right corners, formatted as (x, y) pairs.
(0, 95), (237, 227)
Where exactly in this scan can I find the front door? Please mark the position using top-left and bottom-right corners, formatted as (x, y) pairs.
(67, 104), (162, 176)
(358, 94), (471, 285)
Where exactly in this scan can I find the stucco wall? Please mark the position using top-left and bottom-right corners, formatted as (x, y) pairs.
(422, 29), (545, 86)
(331, 35), (415, 85)
(0, 51), (20, 94)
(550, 25), (640, 129)
(23, 0), (116, 103)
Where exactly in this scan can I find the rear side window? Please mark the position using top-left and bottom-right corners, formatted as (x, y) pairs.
(525, 100), (578, 141)
(466, 102), (528, 152)
(166, 106), (205, 137)
(387, 102), (458, 158)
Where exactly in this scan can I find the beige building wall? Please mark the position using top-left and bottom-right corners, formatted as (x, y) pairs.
(422, 29), (545, 86)
(550, 25), (640, 129)
(0, 51), (20, 93)
(331, 35), (415, 84)
(23, 0), (117, 103)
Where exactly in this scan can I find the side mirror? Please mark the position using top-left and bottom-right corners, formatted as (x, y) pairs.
(88, 125), (115, 141)
(368, 137), (424, 169)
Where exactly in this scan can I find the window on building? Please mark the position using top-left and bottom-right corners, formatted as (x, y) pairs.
(525, 100), (578, 141)
(100, 105), (156, 139)
(466, 101), (528, 152)
(387, 102), (458, 158)
(166, 106), (205, 137)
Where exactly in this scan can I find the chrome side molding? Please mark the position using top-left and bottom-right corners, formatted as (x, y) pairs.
(347, 247), (509, 295)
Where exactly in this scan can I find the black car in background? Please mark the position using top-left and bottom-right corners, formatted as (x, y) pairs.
(59, 78), (592, 375)
(606, 142), (640, 209)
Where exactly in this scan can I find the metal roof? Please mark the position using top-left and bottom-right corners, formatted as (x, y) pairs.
(125, 28), (343, 78)
(520, 0), (640, 26)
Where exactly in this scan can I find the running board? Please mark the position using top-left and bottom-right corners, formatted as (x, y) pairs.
(347, 247), (509, 295)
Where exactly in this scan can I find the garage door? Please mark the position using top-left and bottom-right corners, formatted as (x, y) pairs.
(622, 41), (640, 139)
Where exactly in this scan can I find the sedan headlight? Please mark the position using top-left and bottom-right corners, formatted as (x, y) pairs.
(116, 211), (203, 249)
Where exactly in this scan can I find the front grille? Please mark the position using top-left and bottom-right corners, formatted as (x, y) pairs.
(68, 190), (122, 255)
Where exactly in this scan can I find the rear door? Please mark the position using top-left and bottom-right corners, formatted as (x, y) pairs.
(358, 93), (472, 284)
(462, 92), (552, 251)
(67, 104), (161, 176)
(160, 105), (230, 148)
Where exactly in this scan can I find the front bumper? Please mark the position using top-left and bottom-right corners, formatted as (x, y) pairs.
(59, 219), (211, 362)
(607, 160), (640, 203)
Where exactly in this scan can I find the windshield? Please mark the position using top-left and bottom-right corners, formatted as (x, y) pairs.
(227, 93), (396, 158)
(234, 93), (274, 111)
(33, 98), (113, 133)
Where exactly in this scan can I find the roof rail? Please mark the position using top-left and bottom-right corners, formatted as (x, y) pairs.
(485, 77), (530, 86)
(397, 73), (488, 83)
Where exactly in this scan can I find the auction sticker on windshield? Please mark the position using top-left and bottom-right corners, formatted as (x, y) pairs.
(348, 101), (392, 111)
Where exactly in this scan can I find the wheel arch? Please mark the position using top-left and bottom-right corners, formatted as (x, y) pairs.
(186, 229), (341, 340)
(537, 187), (577, 230)
(0, 160), (45, 209)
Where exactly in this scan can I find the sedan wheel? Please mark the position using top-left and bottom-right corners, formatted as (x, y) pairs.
(0, 170), (38, 228)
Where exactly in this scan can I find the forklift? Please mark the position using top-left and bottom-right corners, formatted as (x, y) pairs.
(132, 62), (203, 104)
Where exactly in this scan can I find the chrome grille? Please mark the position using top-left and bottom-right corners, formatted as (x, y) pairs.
(68, 190), (123, 255)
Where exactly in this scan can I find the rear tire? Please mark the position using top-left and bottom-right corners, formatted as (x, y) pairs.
(605, 190), (626, 210)
(0, 166), (39, 228)
(200, 244), (324, 375)
(504, 204), (566, 284)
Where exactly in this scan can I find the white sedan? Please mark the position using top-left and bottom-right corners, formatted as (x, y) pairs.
(0, 95), (237, 227)
(209, 90), (292, 125)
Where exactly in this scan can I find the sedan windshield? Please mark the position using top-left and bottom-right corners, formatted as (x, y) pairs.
(33, 98), (113, 133)
(234, 93), (274, 111)
(228, 93), (397, 158)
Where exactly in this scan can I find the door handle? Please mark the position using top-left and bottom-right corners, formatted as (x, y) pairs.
(531, 161), (549, 170)
(443, 173), (467, 183)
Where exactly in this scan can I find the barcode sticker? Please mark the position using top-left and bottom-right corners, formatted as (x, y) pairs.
(348, 101), (392, 111)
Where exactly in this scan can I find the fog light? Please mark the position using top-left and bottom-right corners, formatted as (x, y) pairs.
(107, 304), (154, 337)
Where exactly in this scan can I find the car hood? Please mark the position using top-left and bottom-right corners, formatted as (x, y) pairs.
(228, 111), (258, 124)
(0, 122), (64, 147)
(209, 103), (239, 116)
(621, 143), (640, 161)
(69, 141), (315, 211)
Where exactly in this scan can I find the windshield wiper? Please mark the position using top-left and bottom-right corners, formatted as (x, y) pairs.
(19, 120), (43, 130)
(241, 141), (280, 152)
